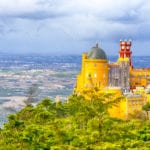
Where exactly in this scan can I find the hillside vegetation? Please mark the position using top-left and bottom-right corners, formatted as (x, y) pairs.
(0, 93), (150, 150)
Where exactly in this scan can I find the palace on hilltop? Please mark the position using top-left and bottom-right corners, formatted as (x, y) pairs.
(75, 40), (150, 119)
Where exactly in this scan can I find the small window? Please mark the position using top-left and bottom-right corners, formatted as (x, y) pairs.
(122, 46), (125, 49)
(87, 73), (91, 78)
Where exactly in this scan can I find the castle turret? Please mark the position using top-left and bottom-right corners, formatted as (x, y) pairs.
(119, 40), (133, 68)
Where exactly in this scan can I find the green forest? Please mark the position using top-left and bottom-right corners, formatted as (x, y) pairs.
(0, 92), (150, 150)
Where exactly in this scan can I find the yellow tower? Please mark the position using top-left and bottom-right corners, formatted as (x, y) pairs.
(75, 43), (109, 92)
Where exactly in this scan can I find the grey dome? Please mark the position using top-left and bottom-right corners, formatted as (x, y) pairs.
(87, 43), (107, 60)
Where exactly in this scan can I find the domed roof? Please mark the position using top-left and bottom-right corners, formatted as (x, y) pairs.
(87, 43), (107, 60)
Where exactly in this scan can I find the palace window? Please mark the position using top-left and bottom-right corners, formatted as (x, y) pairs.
(87, 73), (91, 79)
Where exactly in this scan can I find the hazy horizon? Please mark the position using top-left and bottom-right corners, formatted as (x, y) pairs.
(1, 51), (150, 57)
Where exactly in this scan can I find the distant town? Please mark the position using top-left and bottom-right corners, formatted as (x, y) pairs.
(0, 54), (80, 126)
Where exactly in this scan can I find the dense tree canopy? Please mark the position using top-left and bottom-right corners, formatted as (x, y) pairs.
(0, 93), (150, 149)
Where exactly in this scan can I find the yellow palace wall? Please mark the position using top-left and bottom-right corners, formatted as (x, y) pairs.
(130, 68), (150, 88)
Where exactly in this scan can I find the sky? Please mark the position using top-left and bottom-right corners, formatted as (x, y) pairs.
(0, 0), (150, 55)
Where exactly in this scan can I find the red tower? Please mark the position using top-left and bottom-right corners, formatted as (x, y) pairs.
(119, 40), (133, 68)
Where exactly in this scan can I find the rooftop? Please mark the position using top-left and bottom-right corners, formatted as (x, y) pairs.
(87, 43), (107, 60)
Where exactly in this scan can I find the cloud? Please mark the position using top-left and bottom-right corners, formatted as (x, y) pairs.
(0, 0), (66, 20)
(0, 0), (146, 21)
(0, 0), (150, 54)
